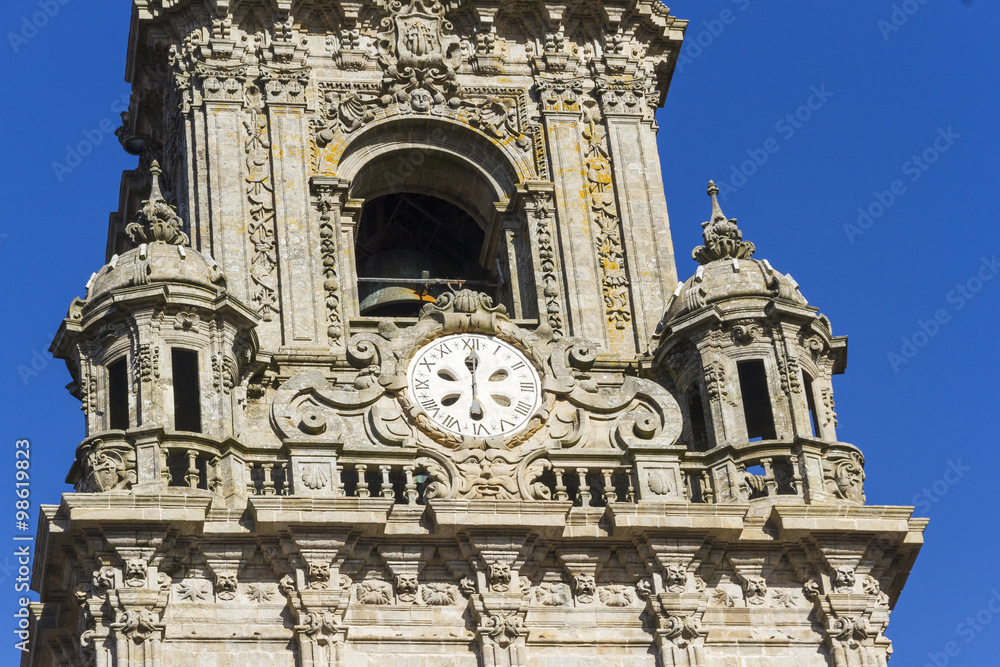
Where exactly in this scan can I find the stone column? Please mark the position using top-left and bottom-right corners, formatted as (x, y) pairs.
(189, 65), (257, 316)
(535, 76), (607, 347)
(263, 66), (326, 348)
(518, 182), (564, 336)
(596, 75), (679, 350)
(310, 177), (352, 351)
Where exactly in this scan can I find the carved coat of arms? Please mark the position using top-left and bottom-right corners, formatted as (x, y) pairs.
(377, 0), (462, 109)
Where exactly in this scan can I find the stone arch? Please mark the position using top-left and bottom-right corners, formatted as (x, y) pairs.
(336, 116), (531, 227)
(335, 116), (541, 320)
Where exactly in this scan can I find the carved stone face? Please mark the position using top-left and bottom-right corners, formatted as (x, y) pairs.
(215, 573), (239, 600)
(573, 574), (596, 602)
(409, 88), (434, 113)
(308, 563), (331, 589)
(664, 565), (688, 592)
(395, 574), (419, 601)
(833, 567), (856, 592)
(743, 576), (767, 605)
(125, 559), (148, 588)
(488, 562), (512, 592)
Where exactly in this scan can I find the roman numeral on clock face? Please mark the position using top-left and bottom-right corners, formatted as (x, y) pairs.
(472, 422), (491, 436)
(520, 381), (534, 392)
(514, 400), (532, 417)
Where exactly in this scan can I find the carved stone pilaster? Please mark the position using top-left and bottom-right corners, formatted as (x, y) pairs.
(310, 177), (352, 348)
(594, 76), (649, 118)
(261, 66), (310, 107)
(535, 76), (584, 114)
(469, 593), (528, 667)
(107, 583), (170, 667)
(378, 545), (431, 603)
(521, 185), (565, 339)
(193, 63), (247, 106)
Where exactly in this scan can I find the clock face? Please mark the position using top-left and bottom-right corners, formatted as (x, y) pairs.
(406, 334), (542, 440)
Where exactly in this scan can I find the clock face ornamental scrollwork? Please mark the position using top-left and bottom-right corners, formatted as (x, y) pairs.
(406, 334), (542, 441)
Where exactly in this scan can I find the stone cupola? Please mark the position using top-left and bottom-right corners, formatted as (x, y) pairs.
(51, 162), (260, 496)
(651, 182), (858, 505)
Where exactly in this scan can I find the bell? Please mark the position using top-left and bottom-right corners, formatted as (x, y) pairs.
(359, 249), (438, 316)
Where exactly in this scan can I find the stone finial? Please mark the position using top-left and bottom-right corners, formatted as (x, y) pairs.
(125, 161), (190, 247)
(692, 181), (755, 265)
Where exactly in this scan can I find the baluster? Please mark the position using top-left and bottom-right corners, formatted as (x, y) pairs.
(761, 458), (777, 496)
(789, 456), (803, 496)
(209, 456), (221, 493)
(553, 468), (568, 501)
(161, 448), (172, 486)
(262, 463), (275, 496)
(379, 465), (394, 500)
(577, 468), (591, 507)
(684, 471), (693, 501)
(626, 468), (636, 503)
(701, 470), (714, 504)
(334, 460), (345, 497)
(356, 464), (370, 498)
(404, 465), (418, 506)
(280, 462), (290, 496)
(246, 462), (257, 496)
(185, 450), (199, 488)
(601, 468), (617, 504)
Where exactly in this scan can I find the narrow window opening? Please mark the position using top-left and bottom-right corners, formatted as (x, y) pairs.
(737, 359), (777, 441)
(172, 349), (202, 433)
(687, 387), (709, 452)
(803, 373), (821, 436)
(108, 358), (129, 430)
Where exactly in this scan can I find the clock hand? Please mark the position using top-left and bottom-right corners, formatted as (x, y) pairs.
(465, 350), (484, 420)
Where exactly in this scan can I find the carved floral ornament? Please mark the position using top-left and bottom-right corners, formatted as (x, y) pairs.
(125, 161), (189, 247)
(270, 290), (683, 501)
(693, 181), (755, 265)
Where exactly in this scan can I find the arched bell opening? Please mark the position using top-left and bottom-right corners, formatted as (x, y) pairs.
(339, 119), (531, 320)
(356, 193), (496, 317)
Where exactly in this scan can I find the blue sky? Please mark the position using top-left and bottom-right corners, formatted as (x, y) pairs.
(0, 0), (997, 663)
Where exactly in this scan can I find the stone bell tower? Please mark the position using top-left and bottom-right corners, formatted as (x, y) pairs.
(28, 2), (923, 666)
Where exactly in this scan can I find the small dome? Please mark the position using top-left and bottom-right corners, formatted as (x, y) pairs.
(663, 256), (806, 322)
(83, 160), (226, 307)
(85, 243), (226, 306)
(661, 181), (807, 323)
